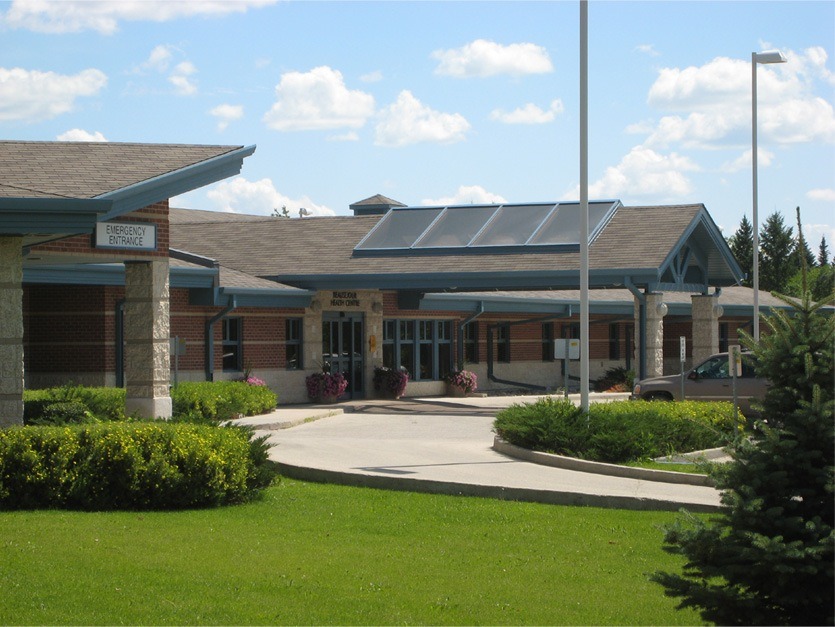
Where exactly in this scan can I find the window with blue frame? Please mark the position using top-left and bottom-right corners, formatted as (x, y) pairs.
(222, 317), (243, 371)
(463, 321), (479, 363)
(383, 319), (452, 381)
(285, 318), (303, 370)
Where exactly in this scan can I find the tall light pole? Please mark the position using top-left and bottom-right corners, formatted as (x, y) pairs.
(579, 0), (589, 411)
(752, 49), (786, 341)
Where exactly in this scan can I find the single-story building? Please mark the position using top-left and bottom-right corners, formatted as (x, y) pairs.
(2, 141), (787, 425)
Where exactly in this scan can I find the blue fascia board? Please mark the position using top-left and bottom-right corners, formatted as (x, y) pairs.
(97, 145), (256, 220)
(419, 292), (634, 315)
(190, 286), (312, 308)
(272, 269), (661, 292)
(23, 263), (217, 289)
(0, 197), (113, 234)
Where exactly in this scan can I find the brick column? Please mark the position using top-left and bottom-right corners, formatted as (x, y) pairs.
(634, 292), (666, 378)
(0, 237), (24, 427)
(124, 260), (171, 419)
(691, 293), (722, 365)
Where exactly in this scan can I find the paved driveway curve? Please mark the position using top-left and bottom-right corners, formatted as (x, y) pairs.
(258, 397), (722, 512)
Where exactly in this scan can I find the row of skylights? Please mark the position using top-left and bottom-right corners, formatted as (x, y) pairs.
(354, 201), (621, 254)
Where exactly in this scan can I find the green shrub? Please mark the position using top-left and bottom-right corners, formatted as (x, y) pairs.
(171, 381), (277, 422)
(494, 399), (737, 463)
(0, 422), (274, 510)
(593, 367), (635, 392)
(24, 385), (126, 424)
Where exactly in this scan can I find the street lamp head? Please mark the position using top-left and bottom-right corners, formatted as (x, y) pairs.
(754, 50), (787, 65)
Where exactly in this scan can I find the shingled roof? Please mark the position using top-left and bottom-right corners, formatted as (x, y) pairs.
(0, 141), (247, 199)
(169, 202), (742, 293)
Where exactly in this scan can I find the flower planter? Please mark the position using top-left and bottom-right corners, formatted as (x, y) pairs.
(317, 394), (340, 404)
(447, 383), (467, 398)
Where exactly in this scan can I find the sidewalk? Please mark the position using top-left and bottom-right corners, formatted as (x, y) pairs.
(236, 392), (724, 513)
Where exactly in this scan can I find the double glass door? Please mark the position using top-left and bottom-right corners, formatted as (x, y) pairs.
(322, 314), (364, 398)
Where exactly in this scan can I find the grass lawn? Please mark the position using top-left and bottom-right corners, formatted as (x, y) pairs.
(0, 479), (704, 626)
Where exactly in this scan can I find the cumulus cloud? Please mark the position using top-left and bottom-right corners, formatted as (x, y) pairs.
(263, 66), (375, 131)
(565, 146), (700, 201)
(56, 128), (107, 142)
(206, 177), (335, 216)
(0, 0), (277, 34)
(137, 44), (173, 73)
(360, 70), (383, 83)
(327, 131), (359, 142)
(168, 61), (197, 95)
(635, 44), (660, 57)
(722, 147), (775, 173)
(490, 99), (564, 124)
(432, 39), (553, 78)
(421, 185), (507, 206)
(807, 188), (835, 202)
(0, 66), (107, 122)
(640, 49), (835, 148)
(210, 104), (243, 131)
(375, 90), (470, 147)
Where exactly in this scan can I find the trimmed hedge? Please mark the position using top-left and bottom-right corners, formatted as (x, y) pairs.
(24, 386), (127, 424)
(494, 398), (738, 463)
(171, 381), (277, 423)
(0, 422), (274, 510)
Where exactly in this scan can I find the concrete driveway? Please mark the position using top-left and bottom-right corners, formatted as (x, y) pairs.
(246, 395), (724, 513)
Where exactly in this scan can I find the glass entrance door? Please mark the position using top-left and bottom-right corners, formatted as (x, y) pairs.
(322, 314), (364, 398)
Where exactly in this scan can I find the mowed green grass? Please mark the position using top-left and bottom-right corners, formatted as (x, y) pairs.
(1, 480), (704, 626)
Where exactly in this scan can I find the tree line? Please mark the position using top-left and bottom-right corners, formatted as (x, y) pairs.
(727, 207), (834, 301)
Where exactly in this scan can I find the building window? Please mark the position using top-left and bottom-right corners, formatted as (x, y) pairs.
(542, 322), (554, 361)
(496, 323), (510, 363)
(286, 318), (303, 370)
(222, 317), (243, 371)
(382, 319), (452, 381)
(719, 322), (729, 353)
(463, 321), (479, 363)
(609, 323), (620, 360)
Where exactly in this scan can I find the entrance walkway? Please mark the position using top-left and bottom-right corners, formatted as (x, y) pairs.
(239, 394), (723, 513)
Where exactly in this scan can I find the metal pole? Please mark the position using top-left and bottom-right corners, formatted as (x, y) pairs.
(579, 0), (590, 412)
(751, 52), (760, 341)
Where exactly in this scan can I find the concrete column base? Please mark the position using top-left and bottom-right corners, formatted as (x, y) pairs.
(125, 396), (173, 421)
(691, 294), (722, 364)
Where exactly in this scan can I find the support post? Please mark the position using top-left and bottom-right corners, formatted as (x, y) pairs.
(0, 237), (24, 427)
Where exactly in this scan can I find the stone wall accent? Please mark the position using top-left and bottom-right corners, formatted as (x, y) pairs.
(691, 294), (722, 364)
(635, 292), (666, 378)
(124, 259), (171, 418)
(0, 237), (24, 426)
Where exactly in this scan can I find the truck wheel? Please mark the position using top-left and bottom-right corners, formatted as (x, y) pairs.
(645, 392), (673, 402)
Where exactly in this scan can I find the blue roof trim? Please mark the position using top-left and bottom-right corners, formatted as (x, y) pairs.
(23, 263), (217, 288)
(419, 292), (634, 315)
(0, 197), (113, 234)
(188, 286), (313, 308)
(97, 145), (256, 220)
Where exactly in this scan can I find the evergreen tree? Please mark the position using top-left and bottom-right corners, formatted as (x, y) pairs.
(728, 215), (754, 287)
(759, 211), (795, 293)
(819, 235), (830, 267)
(652, 213), (835, 626)
(792, 208), (817, 270)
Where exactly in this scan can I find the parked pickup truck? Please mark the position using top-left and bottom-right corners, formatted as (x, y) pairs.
(630, 351), (769, 416)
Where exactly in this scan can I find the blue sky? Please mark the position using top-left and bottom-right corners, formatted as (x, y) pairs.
(1, 0), (833, 249)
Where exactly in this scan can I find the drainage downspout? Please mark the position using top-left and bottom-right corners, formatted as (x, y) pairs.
(625, 279), (647, 381)
(205, 295), (237, 381)
(487, 308), (572, 392)
(456, 302), (485, 371)
(115, 299), (125, 388)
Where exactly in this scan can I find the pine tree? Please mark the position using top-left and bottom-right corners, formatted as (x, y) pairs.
(652, 212), (835, 625)
(792, 208), (817, 270)
(819, 235), (830, 267)
(759, 211), (795, 293)
(728, 215), (754, 287)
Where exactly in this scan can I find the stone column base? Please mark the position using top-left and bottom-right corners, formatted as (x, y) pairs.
(125, 396), (172, 420)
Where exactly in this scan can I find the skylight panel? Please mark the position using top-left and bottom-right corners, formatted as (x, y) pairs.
(529, 201), (617, 245)
(470, 204), (555, 247)
(414, 205), (496, 248)
(355, 207), (443, 250)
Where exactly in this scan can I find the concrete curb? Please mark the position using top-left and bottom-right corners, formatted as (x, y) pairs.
(274, 461), (720, 513)
(492, 437), (715, 487)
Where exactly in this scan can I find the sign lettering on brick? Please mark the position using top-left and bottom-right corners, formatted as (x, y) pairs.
(95, 222), (157, 251)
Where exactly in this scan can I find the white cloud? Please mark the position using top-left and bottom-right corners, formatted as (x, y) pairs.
(206, 177), (335, 217)
(210, 104), (243, 131)
(565, 146), (700, 201)
(635, 44), (660, 57)
(360, 70), (383, 83)
(327, 131), (359, 142)
(0, 67), (107, 122)
(641, 50), (835, 148)
(138, 44), (173, 73)
(722, 147), (774, 173)
(169, 61), (197, 95)
(0, 0), (277, 34)
(56, 128), (107, 142)
(807, 188), (835, 202)
(375, 90), (470, 147)
(490, 99), (564, 124)
(421, 185), (507, 206)
(263, 66), (375, 131)
(432, 39), (553, 78)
